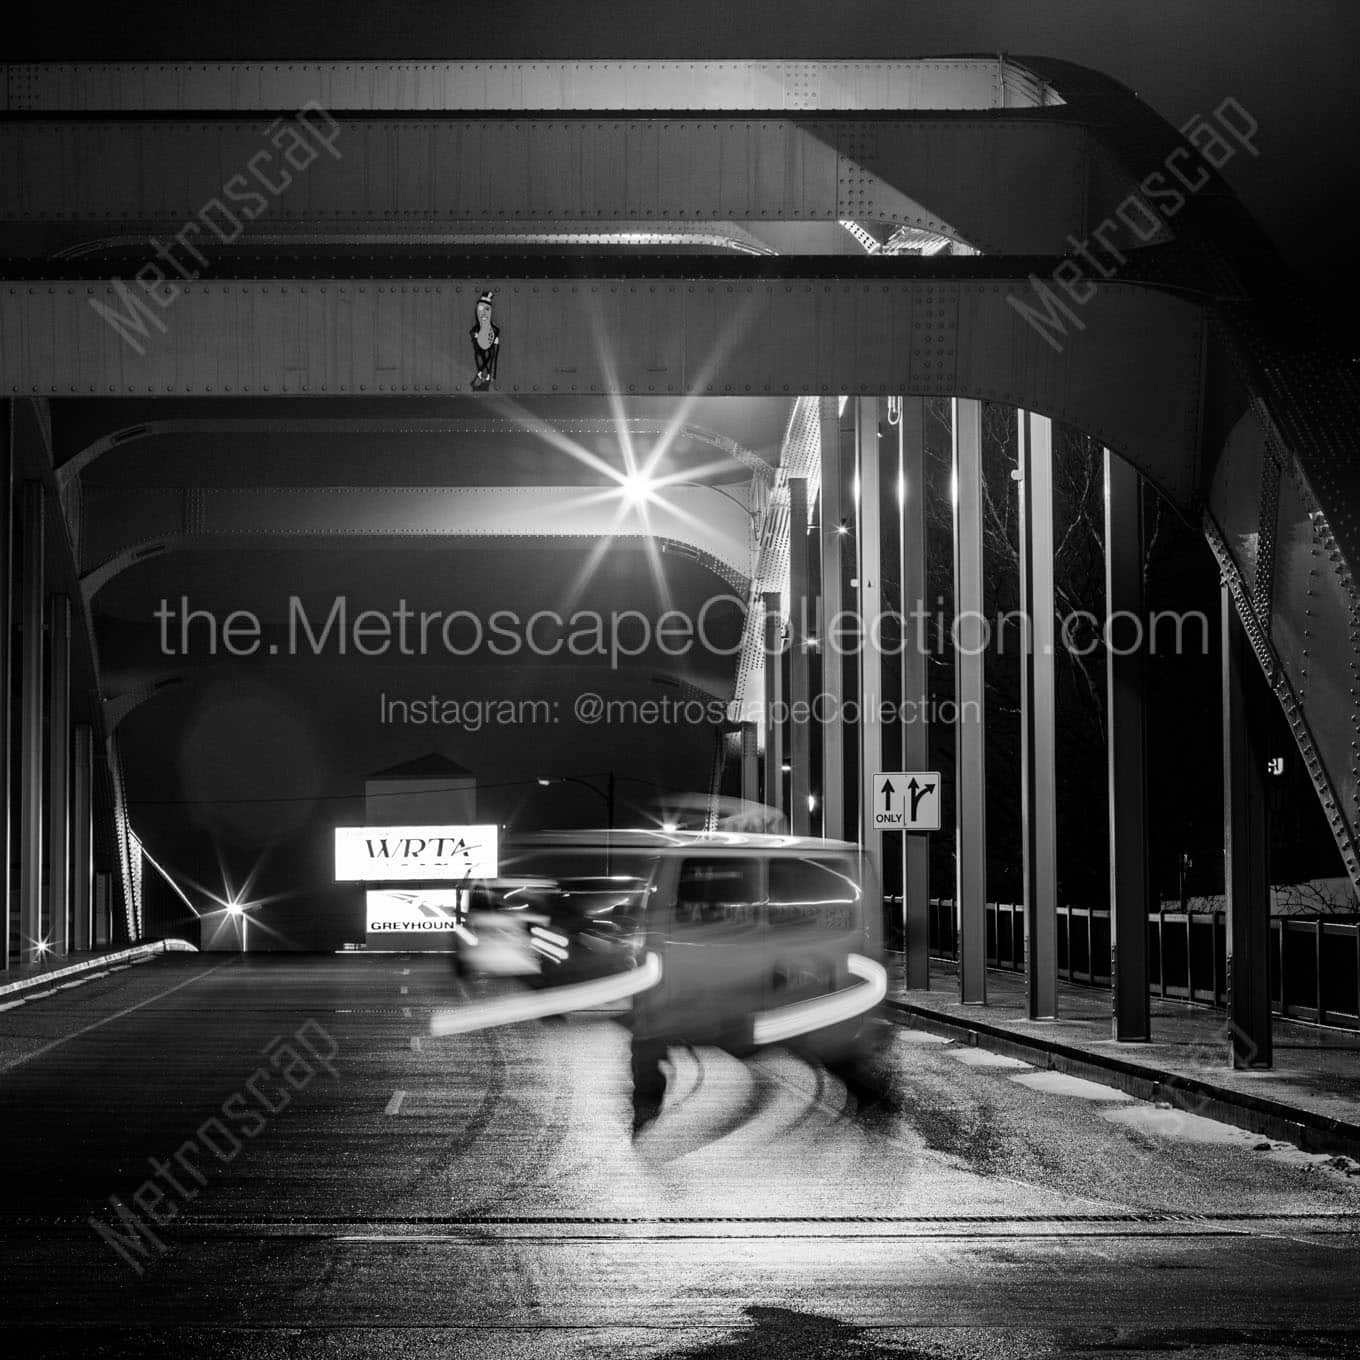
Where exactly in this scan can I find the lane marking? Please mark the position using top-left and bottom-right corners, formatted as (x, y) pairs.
(385, 1089), (407, 1115)
(400, 986), (409, 996)
(0, 960), (236, 1074)
(402, 1007), (412, 1018)
(409, 1036), (423, 1052)
(401, 968), (410, 976)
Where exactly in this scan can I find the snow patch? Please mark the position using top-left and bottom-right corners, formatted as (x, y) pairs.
(947, 1048), (1032, 1069)
(1010, 1071), (1132, 1101)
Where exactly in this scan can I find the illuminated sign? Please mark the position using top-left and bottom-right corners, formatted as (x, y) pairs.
(334, 825), (499, 882)
(366, 889), (468, 934)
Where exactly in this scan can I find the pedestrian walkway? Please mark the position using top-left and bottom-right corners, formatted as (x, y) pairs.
(0, 940), (188, 1000)
(886, 959), (1360, 1159)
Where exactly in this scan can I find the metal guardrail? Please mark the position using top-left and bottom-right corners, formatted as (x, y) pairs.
(915, 898), (1360, 1030)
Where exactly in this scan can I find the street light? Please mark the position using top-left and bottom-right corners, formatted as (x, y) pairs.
(225, 899), (249, 952)
(538, 771), (617, 871)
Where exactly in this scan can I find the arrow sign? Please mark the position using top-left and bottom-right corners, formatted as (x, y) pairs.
(907, 778), (936, 821)
(871, 772), (941, 832)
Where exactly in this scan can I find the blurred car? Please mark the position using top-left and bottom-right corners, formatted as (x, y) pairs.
(449, 878), (555, 978)
(501, 830), (885, 1129)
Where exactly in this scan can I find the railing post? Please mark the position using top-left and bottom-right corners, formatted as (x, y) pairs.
(1222, 584), (1273, 1068)
(788, 476), (813, 835)
(71, 724), (94, 953)
(0, 408), (10, 969)
(1105, 448), (1151, 1038)
(818, 396), (847, 842)
(952, 398), (987, 1004)
(856, 398), (885, 914)
(740, 721), (759, 807)
(1316, 920), (1326, 1027)
(19, 481), (45, 965)
(1019, 411), (1058, 1017)
(900, 396), (931, 988)
(46, 595), (72, 955)
(762, 591), (784, 821)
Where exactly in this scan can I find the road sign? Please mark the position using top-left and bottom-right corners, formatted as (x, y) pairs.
(871, 772), (941, 832)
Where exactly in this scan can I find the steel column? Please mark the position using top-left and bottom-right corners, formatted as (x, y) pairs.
(952, 398), (987, 1004)
(1105, 449), (1152, 1040)
(94, 872), (110, 949)
(762, 591), (785, 822)
(1019, 412), (1059, 1019)
(818, 397), (846, 842)
(0, 409), (10, 968)
(1222, 585), (1274, 1068)
(900, 396), (931, 989)
(46, 594), (71, 955)
(788, 477), (813, 836)
(71, 724), (93, 953)
(856, 398), (884, 894)
(739, 721), (759, 808)
(18, 481), (44, 964)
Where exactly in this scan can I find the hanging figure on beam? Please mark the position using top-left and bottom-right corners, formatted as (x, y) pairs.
(469, 290), (500, 391)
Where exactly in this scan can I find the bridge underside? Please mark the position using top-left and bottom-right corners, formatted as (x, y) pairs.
(1, 55), (1357, 946)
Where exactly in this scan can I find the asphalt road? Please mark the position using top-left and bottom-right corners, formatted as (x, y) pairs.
(2, 953), (1359, 1359)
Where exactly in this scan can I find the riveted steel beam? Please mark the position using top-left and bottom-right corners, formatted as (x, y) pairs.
(0, 273), (1206, 511)
(0, 117), (1147, 256)
(1, 60), (1061, 113)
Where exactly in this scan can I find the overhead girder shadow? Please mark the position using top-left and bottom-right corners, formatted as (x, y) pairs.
(56, 416), (775, 488)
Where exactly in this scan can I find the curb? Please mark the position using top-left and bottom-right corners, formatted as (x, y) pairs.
(0, 940), (190, 1003)
(885, 996), (1360, 1162)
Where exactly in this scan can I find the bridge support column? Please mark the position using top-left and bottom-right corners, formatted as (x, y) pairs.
(1222, 586), (1274, 1068)
(0, 412), (11, 968)
(1019, 412), (1058, 1019)
(71, 725), (94, 953)
(94, 872), (111, 950)
(900, 396), (931, 988)
(762, 591), (785, 822)
(856, 398), (885, 899)
(788, 476), (812, 836)
(46, 595), (71, 955)
(818, 396), (846, 842)
(1106, 450), (1151, 1040)
(19, 482), (45, 964)
(953, 398), (987, 1004)
(740, 721), (759, 808)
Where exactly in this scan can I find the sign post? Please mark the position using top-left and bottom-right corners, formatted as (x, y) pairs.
(872, 771), (940, 990)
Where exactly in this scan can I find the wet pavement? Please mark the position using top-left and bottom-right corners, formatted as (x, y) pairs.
(2, 953), (1359, 1358)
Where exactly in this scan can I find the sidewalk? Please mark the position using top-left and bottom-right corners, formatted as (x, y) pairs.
(885, 959), (1360, 1159)
(0, 940), (190, 1003)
